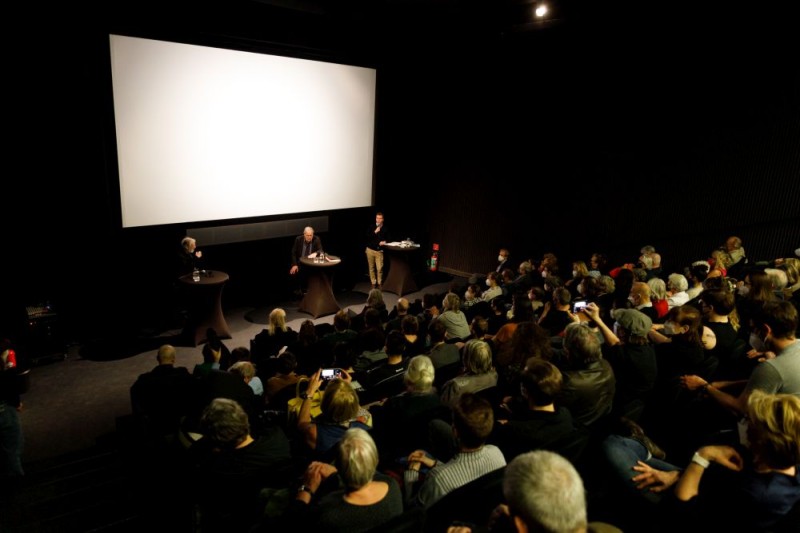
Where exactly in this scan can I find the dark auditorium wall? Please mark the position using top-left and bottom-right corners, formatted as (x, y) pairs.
(373, 6), (800, 278)
(5, 1), (799, 346)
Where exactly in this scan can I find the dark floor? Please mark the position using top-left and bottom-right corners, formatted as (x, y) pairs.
(17, 278), (458, 467)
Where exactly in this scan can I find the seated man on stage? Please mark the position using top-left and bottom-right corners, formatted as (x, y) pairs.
(289, 226), (323, 296)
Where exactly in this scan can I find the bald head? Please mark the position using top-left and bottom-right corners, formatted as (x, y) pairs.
(157, 344), (177, 365)
(630, 281), (651, 303)
(396, 298), (410, 315)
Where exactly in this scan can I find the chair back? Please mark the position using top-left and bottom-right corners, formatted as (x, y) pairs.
(423, 466), (506, 533)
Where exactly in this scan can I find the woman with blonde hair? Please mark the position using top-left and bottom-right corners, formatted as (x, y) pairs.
(297, 370), (371, 460)
(252, 307), (298, 362)
(707, 248), (733, 279)
(670, 390), (800, 530)
(436, 292), (471, 341)
(599, 391), (800, 530)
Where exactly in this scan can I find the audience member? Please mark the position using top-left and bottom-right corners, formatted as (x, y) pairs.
(686, 262), (710, 302)
(527, 286), (546, 318)
(190, 398), (293, 533)
(495, 247), (512, 274)
(538, 287), (575, 337)
(297, 371), (371, 461)
(437, 293), (471, 341)
(611, 267), (636, 314)
(403, 393), (506, 508)
(486, 297), (510, 336)
(440, 340), (498, 408)
(230, 361), (262, 398)
(648, 304), (710, 388)
(490, 294), (534, 358)
(385, 297), (410, 333)
(585, 305), (657, 420)
(320, 310), (358, 357)
(0, 338), (24, 485)
(565, 260), (591, 298)
(499, 450), (616, 533)
(724, 235), (748, 279)
(494, 321), (552, 398)
(460, 284), (484, 320)
(359, 331), (409, 404)
(552, 323), (616, 429)
(629, 281), (660, 323)
(354, 308), (386, 357)
(589, 252), (609, 278)
(400, 315), (426, 357)
(647, 277), (670, 319)
(492, 358), (587, 463)
(289, 319), (327, 376)
(231, 346), (266, 398)
(193, 341), (222, 378)
(707, 248), (732, 280)
(370, 355), (450, 465)
(505, 261), (535, 299)
(696, 287), (741, 380)
(265, 351), (301, 405)
(252, 308), (298, 363)
(681, 300), (799, 415)
(482, 272), (503, 303)
(286, 428), (403, 532)
(537, 252), (560, 281)
(778, 257), (800, 304)
(666, 273), (690, 309)
(130, 344), (198, 438)
(737, 269), (778, 346)
(639, 245), (663, 280)
(600, 390), (800, 532)
(428, 319), (461, 370)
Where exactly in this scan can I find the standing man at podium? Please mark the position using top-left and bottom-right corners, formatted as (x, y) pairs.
(290, 226), (323, 296)
(365, 212), (389, 289)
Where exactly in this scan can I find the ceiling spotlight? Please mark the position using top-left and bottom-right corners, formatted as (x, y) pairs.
(534, 1), (548, 18)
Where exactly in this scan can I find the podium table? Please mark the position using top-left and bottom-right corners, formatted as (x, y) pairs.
(382, 244), (421, 297)
(178, 270), (232, 346)
(299, 256), (342, 318)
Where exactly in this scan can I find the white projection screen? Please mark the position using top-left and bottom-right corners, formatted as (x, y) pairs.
(109, 34), (377, 228)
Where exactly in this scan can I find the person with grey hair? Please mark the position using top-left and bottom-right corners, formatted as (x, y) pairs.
(289, 226), (323, 297)
(437, 292), (471, 341)
(764, 267), (789, 297)
(666, 273), (690, 309)
(647, 277), (670, 320)
(178, 235), (203, 275)
(370, 355), (449, 464)
(440, 340), (498, 408)
(229, 360), (263, 397)
(501, 450), (591, 533)
(552, 323), (616, 428)
(725, 235), (748, 280)
(289, 428), (403, 532)
(639, 245), (662, 280)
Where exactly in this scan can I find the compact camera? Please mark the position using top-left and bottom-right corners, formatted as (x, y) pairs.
(572, 300), (588, 313)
